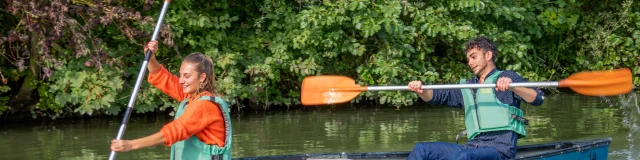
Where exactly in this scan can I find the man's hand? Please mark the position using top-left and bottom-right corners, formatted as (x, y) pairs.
(496, 77), (512, 91)
(408, 80), (423, 93)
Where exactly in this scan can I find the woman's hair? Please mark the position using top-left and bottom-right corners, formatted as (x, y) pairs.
(183, 52), (219, 96)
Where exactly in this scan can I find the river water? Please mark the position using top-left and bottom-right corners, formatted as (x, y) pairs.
(0, 92), (638, 159)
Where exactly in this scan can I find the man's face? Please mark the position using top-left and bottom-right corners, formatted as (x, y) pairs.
(466, 47), (492, 76)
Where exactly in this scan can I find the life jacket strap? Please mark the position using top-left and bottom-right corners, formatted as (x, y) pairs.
(511, 114), (529, 125)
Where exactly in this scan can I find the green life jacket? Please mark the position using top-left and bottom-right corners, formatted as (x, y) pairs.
(170, 96), (232, 160)
(460, 71), (527, 140)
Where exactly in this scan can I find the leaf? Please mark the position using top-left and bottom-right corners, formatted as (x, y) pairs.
(624, 37), (633, 47)
(222, 14), (229, 21)
(349, 2), (358, 10)
(0, 86), (10, 93)
(323, 0), (331, 6)
(513, 62), (522, 70)
(632, 31), (640, 39)
(558, 0), (566, 7)
(101, 94), (115, 107)
(230, 16), (239, 21)
(380, 96), (387, 104)
(609, 37), (622, 46)
(70, 72), (87, 88)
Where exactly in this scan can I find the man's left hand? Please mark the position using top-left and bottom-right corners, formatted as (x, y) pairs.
(496, 77), (512, 91)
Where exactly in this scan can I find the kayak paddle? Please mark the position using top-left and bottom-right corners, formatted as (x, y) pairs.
(301, 68), (633, 106)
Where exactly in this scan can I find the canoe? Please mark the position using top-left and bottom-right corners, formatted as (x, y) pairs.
(233, 138), (611, 160)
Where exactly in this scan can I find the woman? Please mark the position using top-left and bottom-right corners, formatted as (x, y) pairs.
(111, 41), (233, 160)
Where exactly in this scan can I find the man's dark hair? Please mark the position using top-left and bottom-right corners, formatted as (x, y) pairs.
(464, 36), (498, 62)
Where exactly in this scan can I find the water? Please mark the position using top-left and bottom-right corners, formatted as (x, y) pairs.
(0, 92), (638, 159)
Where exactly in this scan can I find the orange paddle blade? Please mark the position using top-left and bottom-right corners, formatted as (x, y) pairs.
(301, 76), (367, 106)
(558, 68), (633, 96)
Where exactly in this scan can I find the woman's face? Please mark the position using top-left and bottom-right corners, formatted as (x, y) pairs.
(179, 62), (205, 95)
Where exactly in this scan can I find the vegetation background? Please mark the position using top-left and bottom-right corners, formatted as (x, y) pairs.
(0, 0), (639, 119)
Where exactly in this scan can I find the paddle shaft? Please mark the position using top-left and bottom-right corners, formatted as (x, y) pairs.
(109, 1), (170, 160)
(365, 82), (559, 91)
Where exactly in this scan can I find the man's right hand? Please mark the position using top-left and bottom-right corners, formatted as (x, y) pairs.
(144, 40), (158, 57)
(408, 80), (423, 93)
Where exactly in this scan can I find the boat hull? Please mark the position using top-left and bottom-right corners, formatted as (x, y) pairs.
(233, 138), (611, 160)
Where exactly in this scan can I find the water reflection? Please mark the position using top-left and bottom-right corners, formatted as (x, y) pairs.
(0, 92), (637, 160)
(609, 92), (640, 159)
(232, 93), (639, 160)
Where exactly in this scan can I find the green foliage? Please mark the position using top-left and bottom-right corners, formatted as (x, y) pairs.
(44, 65), (123, 115)
(0, 0), (639, 118)
(0, 85), (10, 114)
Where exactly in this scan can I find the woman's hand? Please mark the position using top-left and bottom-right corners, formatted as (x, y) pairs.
(142, 40), (161, 74)
(111, 139), (135, 152)
(144, 40), (158, 57)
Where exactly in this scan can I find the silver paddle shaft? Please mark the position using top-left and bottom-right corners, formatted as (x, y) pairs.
(366, 82), (559, 91)
(109, 1), (170, 160)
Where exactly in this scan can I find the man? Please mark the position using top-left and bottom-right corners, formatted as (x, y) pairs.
(406, 36), (545, 160)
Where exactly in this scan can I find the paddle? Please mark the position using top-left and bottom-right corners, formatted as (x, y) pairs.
(301, 68), (633, 106)
(109, 1), (171, 159)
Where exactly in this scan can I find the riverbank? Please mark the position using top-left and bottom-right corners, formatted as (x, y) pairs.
(0, 88), (631, 121)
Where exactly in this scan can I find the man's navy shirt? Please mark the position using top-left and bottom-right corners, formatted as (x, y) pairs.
(426, 68), (545, 158)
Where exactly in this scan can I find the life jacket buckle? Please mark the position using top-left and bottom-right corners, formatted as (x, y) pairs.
(455, 130), (467, 144)
(511, 114), (529, 125)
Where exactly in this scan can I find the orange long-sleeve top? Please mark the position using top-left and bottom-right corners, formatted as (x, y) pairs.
(148, 65), (226, 147)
